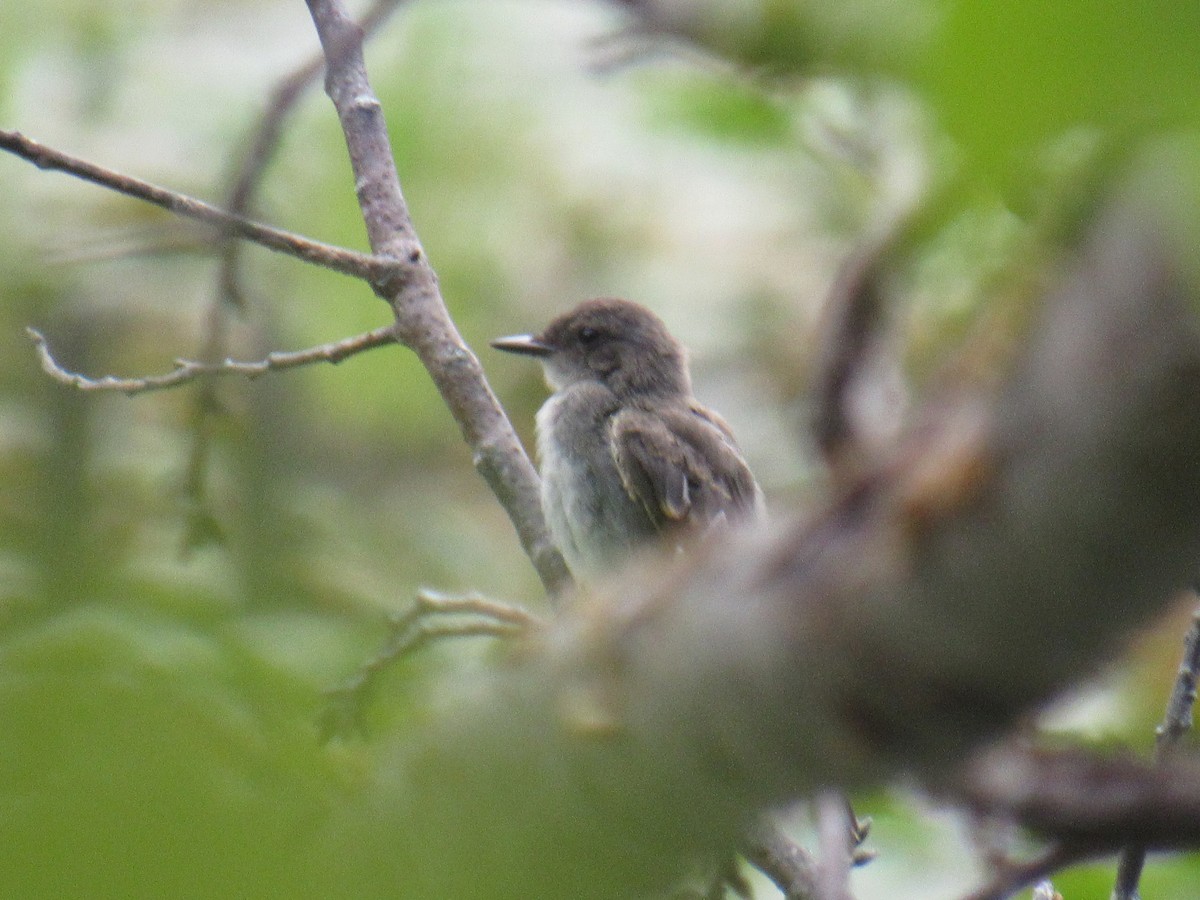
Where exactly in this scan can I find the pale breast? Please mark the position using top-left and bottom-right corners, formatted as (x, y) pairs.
(535, 385), (658, 581)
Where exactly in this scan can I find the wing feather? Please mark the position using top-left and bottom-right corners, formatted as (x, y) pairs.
(610, 404), (761, 535)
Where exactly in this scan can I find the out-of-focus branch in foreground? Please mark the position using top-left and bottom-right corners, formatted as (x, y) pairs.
(307, 169), (1200, 898)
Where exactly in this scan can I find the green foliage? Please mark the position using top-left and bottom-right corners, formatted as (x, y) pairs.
(641, 70), (794, 146)
(0, 605), (344, 898)
(918, 0), (1200, 193)
(671, 0), (1200, 200)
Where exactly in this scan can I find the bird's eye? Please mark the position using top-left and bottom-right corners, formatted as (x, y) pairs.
(578, 326), (599, 344)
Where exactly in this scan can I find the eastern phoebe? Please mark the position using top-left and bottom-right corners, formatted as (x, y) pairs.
(492, 297), (764, 581)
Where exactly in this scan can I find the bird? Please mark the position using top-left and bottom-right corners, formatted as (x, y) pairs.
(491, 297), (763, 582)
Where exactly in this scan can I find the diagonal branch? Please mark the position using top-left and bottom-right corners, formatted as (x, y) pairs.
(811, 226), (896, 479)
(303, 0), (571, 598)
(4, 30), (570, 595)
(958, 841), (1096, 900)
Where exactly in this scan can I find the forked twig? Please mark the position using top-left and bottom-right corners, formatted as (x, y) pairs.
(321, 589), (541, 739)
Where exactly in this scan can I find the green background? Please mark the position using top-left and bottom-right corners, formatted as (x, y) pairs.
(1, 1), (1198, 897)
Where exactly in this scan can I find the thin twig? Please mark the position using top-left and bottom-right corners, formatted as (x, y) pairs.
(1153, 606), (1200, 754)
(410, 587), (543, 628)
(27, 325), (397, 395)
(322, 589), (541, 739)
(1112, 604), (1200, 900)
(0, 128), (393, 284)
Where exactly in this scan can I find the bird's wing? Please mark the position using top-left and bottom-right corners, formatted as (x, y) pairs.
(685, 403), (763, 516)
(610, 404), (760, 533)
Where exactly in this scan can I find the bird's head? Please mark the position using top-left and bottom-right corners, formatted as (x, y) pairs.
(492, 298), (691, 400)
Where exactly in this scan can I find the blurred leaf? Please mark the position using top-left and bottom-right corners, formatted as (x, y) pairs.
(0, 605), (347, 898)
(917, 0), (1200, 192)
(642, 71), (793, 145)
(624, 1), (1200, 198)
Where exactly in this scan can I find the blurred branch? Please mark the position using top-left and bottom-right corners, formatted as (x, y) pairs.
(814, 793), (856, 900)
(303, 0), (571, 598)
(960, 637), (1200, 899)
(605, 0), (929, 74)
(184, 0), (407, 552)
(743, 798), (872, 900)
(1111, 605), (1200, 899)
(742, 817), (818, 899)
(27, 325), (397, 395)
(958, 840), (1096, 900)
(0, 129), (390, 283)
(959, 608), (1200, 900)
(961, 746), (1200, 851)
(302, 178), (1200, 898)
(810, 226), (896, 480)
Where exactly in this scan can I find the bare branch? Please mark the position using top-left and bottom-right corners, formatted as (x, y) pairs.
(0, 128), (391, 284)
(27, 325), (396, 395)
(303, 0), (571, 598)
(180, 1), (409, 552)
(1154, 606), (1200, 754)
(814, 793), (856, 900)
(409, 587), (544, 628)
(961, 746), (1200, 851)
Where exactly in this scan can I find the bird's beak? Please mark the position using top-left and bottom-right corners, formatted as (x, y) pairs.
(490, 333), (553, 357)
